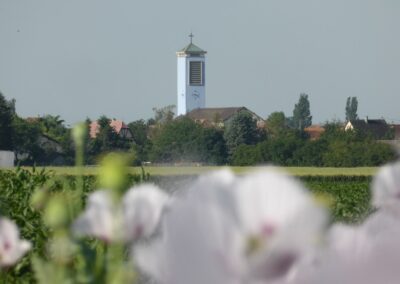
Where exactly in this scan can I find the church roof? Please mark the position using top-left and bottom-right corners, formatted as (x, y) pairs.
(187, 107), (245, 121)
(186, 107), (265, 129)
(177, 43), (207, 56)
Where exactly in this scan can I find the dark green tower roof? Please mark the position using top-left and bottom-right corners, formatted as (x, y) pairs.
(177, 43), (207, 55)
(177, 33), (207, 56)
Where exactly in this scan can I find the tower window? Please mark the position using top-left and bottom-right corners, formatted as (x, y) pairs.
(189, 61), (203, 85)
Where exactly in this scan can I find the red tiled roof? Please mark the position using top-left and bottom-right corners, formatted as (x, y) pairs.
(89, 119), (129, 138)
(25, 117), (40, 123)
(304, 125), (325, 140)
(390, 124), (400, 140)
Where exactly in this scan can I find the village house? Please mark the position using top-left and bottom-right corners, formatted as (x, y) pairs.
(89, 119), (133, 139)
(345, 118), (392, 140)
(389, 124), (400, 140)
(304, 125), (325, 140)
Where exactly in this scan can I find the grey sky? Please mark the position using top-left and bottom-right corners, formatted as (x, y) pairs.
(1, 0), (399, 125)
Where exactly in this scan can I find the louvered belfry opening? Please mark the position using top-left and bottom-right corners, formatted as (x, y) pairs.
(189, 61), (203, 85)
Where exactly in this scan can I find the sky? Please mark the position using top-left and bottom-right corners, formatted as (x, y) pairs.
(0, 0), (399, 125)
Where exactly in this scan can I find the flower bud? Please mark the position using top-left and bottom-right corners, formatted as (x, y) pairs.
(72, 122), (87, 148)
(98, 153), (131, 194)
(43, 195), (69, 228)
(31, 188), (49, 210)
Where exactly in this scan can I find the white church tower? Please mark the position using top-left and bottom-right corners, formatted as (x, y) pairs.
(176, 34), (207, 116)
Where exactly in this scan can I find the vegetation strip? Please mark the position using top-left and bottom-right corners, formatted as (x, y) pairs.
(4, 166), (378, 177)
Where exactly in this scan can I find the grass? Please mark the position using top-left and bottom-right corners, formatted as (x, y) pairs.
(0, 166), (378, 177)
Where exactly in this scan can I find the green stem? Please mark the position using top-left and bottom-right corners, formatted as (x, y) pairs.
(0, 269), (8, 284)
(75, 144), (84, 210)
(106, 243), (124, 284)
(94, 242), (107, 284)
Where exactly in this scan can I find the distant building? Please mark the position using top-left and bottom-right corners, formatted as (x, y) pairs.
(176, 35), (266, 131)
(89, 120), (133, 139)
(389, 124), (400, 140)
(304, 125), (325, 140)
(0, 151), (14, 167)
(345, 118), (391, 139)
(186, 107), (265, 128)
(176, 34), (207, 116)
(38, 134), (63, 153)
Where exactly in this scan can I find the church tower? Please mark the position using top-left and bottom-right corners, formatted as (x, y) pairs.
(176, 34), (207, 116)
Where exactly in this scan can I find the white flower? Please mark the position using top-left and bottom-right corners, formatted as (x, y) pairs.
(135, 169), (327, 284)
(0, 217), (31, 267)
(73, 185), (169, 243)
(72, 190), (121, 243)
(309, 213), (400, 284)
(123, 184), (169, 241)
(371, 161), (400, 216)
(233, 170), (326, 282)
(136, 182), (245, 284)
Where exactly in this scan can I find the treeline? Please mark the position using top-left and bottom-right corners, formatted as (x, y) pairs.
(231, 123), (395, 166)
(142, 109), (395, 167)
(0, 92), (396, 167)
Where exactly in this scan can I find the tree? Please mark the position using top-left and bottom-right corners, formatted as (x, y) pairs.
(128, 119), (152, 163)
(345, 97), (358, 121)
(201, 128), (227, 165)
(224, 111), (259, 156)
(149, 117), (228, 164)
(86, 116), (133, 163)
(38, 115), (66, 137)
(266, 111), (286, 137)
(0, 92), (14, 150)
(150, 117), (205, 163)
(12, 116), (43, 164)
(231, 144), (262, 166)
(148, 105), (176, 139)
(259, 129), (307, 166)
(152, 105), (175, 124)
(292, 93), (312, 130)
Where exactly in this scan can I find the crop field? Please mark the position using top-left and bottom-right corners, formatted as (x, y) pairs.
(4, 165), (378, 177)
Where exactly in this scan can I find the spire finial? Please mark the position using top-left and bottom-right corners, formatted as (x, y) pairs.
(189, 32), (194, 44)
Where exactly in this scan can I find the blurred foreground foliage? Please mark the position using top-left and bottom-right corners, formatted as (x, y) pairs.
(0, 167), (372, 283)
(0, 166), (149, 283)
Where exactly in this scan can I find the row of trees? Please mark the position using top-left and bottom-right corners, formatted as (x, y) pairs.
(0, 92), (74, 165)
(232, 122), (394, 166)
(1, 90), (391, 167)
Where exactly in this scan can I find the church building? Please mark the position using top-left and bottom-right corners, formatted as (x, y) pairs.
(176, 34), (206, 116)
(176, 35), (265, 128)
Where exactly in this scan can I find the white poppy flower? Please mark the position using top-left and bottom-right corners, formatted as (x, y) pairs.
(371, 161), (400, 216)
(0, 217), (31, 267)
(72, 190), (121, 243)
(309, 220), (400, 284)
(233, 170), (326, 282)
(135, 169), (326, 284)
(123, 184), (169, 241)
(136, 187), (245, 284)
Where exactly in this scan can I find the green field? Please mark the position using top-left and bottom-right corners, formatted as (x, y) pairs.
(2, 166), (378, 177)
